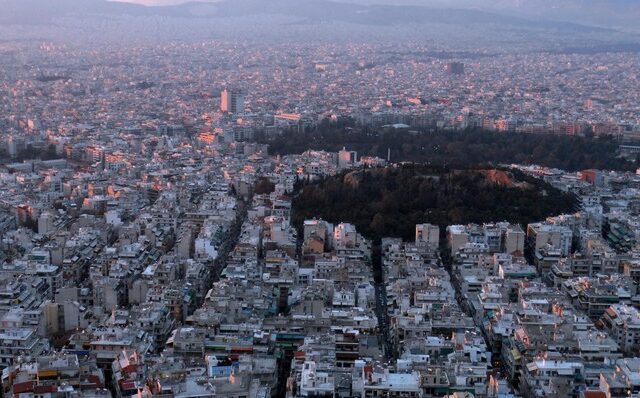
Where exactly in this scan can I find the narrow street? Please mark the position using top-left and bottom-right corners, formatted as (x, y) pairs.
(372, 245), (394, 360)
(207, 198), (248, 298)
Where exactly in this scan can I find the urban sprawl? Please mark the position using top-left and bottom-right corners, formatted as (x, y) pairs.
(2, 43), (640, 398)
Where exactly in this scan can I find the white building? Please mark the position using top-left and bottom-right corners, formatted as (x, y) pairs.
(299, 361), (335, 397)
(527, 222), (573, 257)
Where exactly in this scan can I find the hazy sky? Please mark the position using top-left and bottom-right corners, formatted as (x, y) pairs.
(119, 0), (436, 5)
(122, 0), (207, 5)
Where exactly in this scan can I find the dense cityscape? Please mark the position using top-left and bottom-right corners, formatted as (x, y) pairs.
(3, 42), (640, 148)
(3, 1), (640, 398)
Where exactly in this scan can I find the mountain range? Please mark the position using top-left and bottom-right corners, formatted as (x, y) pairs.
(0, 0), (634, 32)
(430, 0), (640, 31)
(119, 0), (640, 31)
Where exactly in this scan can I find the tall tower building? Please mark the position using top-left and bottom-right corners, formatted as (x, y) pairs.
(446, 62), (465, 75)
(220, 89), (245, 114)
(338, 147), (358, 169)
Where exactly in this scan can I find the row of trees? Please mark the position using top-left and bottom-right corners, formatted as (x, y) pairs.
(292, 164), (577, 242)
(257, 126), (635, 172)
(0, 144), (59, 163)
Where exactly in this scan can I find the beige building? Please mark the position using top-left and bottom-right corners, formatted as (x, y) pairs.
(416, 223), (440, 248)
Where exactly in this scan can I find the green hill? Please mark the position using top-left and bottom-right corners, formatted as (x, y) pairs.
(292, 164), (578, 242)
(259, 127), (635, 172)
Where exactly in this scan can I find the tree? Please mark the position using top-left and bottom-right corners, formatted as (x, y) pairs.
(292, 164), (576, 242)
(254, 177), (276, 195)
(255, 126), (635, 172)
(370, 213), (386, 236)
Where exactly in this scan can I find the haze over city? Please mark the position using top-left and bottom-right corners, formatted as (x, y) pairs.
(1, 1), (640, 398)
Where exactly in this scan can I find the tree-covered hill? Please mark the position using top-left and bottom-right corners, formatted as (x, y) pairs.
(292, 164), (578, 242)
(257, 126), (635, 172)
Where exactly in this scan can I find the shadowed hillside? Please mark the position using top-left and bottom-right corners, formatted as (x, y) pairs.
(292, 164), (578, 242)
(259, 126), (636, 172)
